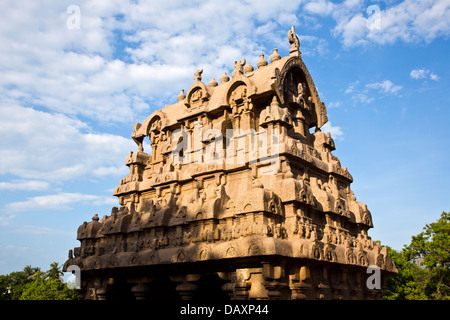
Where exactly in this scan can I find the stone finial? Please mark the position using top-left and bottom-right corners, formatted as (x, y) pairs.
(271, 95), (279, 107)
(177, 89), (186, 101)
(257, 52), (268, 68)
(244, 63), (254, 73)
(220, 72), (230, 84)
(194, 69), (203, 82)
(270, 48), (281, 62)
(288, 25), (300, 55)
(232, 59), (246, 78)
(92, 214), (99, 222)
(208, 78), (218, 87)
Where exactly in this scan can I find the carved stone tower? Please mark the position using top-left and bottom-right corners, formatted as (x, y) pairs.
(64, 27), (396, 300)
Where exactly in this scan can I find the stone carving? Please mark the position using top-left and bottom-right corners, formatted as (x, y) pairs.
(232, 59), (246, 77)
(270, 48), (281, 62)
(194, 69), (203, 82)
(64, 26), (396, 300)
(257, 52), (268, 68)
(288, 25), (300, 55)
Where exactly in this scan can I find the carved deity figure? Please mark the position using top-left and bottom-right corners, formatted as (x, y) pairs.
(232, 59), (246, 77)
(296, 82), (306, 106)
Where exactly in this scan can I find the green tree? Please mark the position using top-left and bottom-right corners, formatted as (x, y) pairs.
(0, 271), (28, 300)
(383, 211), (450, 300)
(20, 276), (77, 300)
(0, 262), (77, 300)
(404, 211), (450, 299)
(46, 262), (63, 280)
(0, 265), (41, 300)
(23, 265), (41, 279)
(383, 247), (427, 300)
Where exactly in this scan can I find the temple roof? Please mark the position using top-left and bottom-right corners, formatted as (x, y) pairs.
(133, 26), (328, 140)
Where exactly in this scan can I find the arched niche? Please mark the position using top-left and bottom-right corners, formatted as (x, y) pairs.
(276, 56), (328, 130)
(133, 110), (168, 162)
(184, 82), (209, 109)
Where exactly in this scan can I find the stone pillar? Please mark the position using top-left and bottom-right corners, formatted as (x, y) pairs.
(234, 264), (287, 300)
(330, 267), (346, 300)
(290, 265), (312, 300)
(248, 272), (269, 300)
(128, 276), (153, 300)
(262, 262), (286, 300)
(234, 268), (252, 300)
(76, 278), (87, 300)
(93, 278), (116, 300)
(170, 274), (201, 300)
(316, 266), (331, 300)
(131, 282), (151, 300)
(218, 272), (237, 300)
(348, 269), (364, 299)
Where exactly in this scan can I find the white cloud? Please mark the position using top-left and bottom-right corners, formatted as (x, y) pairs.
(343, 79), (401, 104)
(321, 121), (344, 141)
(352, 93), (374, 104)
(345, 81), (359, 94)
(304, 0), (336, 16)
(344, 81), (374, 103)
(430, 73), (440, 81)
(334, 13), (369, 47)
(13, 225), (75, 236)
(5, 192), (118, 212)
(298, 35), (329, 56)
(0, 180), (51, 191)
(410, 68), (428, 79)
(0, 213), (15, 227)
(0, 103), (134, 182)
(327, 101), (341, 108)
(0, 0), (309, 125)
(306, 0), (450, 47)
(410, 68), (440, 81)
(366, 80), (402, 95)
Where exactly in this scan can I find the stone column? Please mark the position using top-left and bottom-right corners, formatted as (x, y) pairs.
(330, 266), (346, 300)
(234, 268), (252, 300)
(93, 278), (116, 300)
(262, 262), (286, 300)
(131, 282), (151, 300)
(170, 274), (201, 300)
(217, 272), (237, 300)
(290, 265), (312, 300)
(316, 266), (331, 300)
(128, 276), (153, 300)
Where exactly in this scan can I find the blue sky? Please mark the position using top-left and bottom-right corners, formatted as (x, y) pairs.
(0, 0), (449, 275)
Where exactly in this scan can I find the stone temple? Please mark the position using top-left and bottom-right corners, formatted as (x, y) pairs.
(64, 26), (396, 300)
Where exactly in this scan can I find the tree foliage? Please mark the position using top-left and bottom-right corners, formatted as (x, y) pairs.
(384, 211), (450, 300)
(0, 262), (77, 300)
(19, 277), (77, 300)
